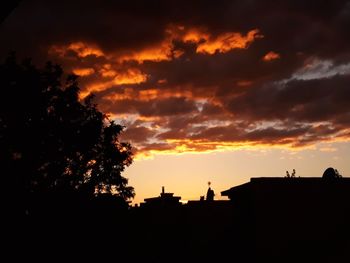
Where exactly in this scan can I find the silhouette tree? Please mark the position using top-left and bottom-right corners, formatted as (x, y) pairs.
(286, 171), (290, 178)
(291, 169), (296, 177)
(0, 54), (134, 211)
(285, 169), (297, 178)
(323, 167), (342, 179)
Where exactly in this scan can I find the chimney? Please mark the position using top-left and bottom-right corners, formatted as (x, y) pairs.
(162, 186), (165, 194)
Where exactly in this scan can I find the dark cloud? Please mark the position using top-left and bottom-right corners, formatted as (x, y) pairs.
(2, 0), (350, 155)
(101, 97), (198, 117)
(140, 97), (198, 117)
(121, 126), (157, 143)
(227, 74), (350, 123)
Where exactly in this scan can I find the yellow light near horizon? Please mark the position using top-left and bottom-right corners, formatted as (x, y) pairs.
(132, 138), (328, 160)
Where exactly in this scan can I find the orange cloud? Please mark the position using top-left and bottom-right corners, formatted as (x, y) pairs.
(99, 64), (117, 77)
(72, 67), (95, 76)
(49, 41), (104, 58)
(182, 28), (209, 43)
(68, 42), (104, 57)
(116, 26), (262, 63)
(196, 29), (263, 54)
(118, 41), (173, 63)
(49, 26), (262, 66)
(263, 51), (280, 61)
(166, 25), (262, 55)
(79, 68), (148, 98)
(104, 88), (194, 102)
(113, 68), (148, 85)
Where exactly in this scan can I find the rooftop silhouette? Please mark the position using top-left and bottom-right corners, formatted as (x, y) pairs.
(127, 169), (350, 262)
(140, 186), (182, 207)
(220, 170), (350, 262)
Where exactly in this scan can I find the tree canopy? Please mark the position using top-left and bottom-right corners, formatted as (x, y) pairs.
(0, 54), (135, 204)
(322, 167), (342, 179)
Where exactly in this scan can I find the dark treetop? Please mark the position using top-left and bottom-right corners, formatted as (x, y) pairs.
(0, 54), (135, 215)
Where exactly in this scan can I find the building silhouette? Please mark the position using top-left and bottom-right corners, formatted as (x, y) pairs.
(221, 176), (350, 262)
(206, 187), (215, 201)
(140, 186), (182, 208)
(16, 170), (350, 262)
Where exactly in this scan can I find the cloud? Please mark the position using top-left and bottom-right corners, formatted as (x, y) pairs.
(121, 125), (157, 143)
(79, 68), (148, 98)
(112, 68), (148, 85)
(49, 42), (104, 58)
(226, 73), (350, 123)
(72, 67), (95, 76)
(48, 25), (262, 65)
(2, 0), (350, 157)
(196, 29), (263, 54)
(262, 51), (280, 61)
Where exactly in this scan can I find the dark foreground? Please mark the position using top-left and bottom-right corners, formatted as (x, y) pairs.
(4, 178), (350, 262)
(5, 197), (350, 262)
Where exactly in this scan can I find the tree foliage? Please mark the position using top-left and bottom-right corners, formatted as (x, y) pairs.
(322, 167), (342, 179)
(0, 54), (135, 202)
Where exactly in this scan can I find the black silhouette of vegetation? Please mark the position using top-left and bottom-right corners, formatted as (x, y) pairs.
(323, 167), (342, 179)
(285, 168), (297, 178)
(1, 54), (134, 217)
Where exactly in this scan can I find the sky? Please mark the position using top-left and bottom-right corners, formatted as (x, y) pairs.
(1, 0), (350, 204)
